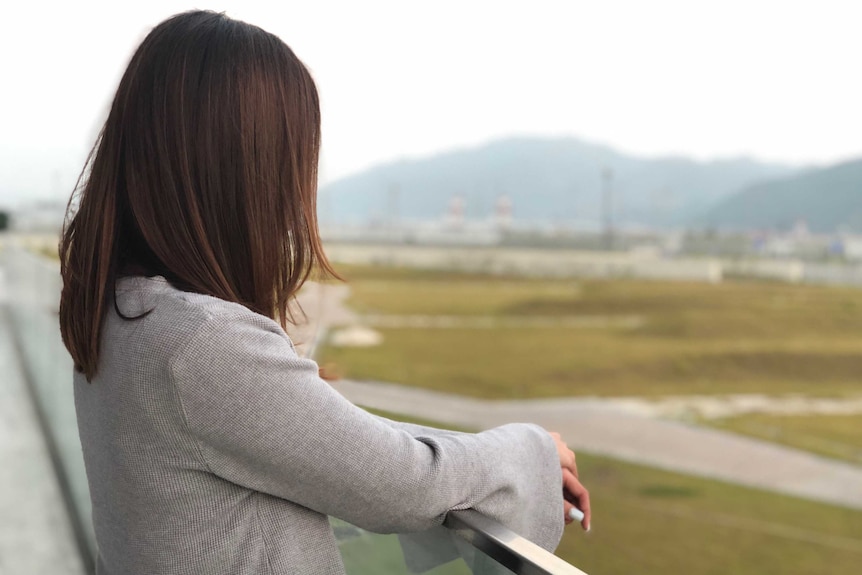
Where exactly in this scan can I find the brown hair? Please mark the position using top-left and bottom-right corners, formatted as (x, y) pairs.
(59, 10), (338, 380)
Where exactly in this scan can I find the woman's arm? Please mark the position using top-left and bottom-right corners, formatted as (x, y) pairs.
(170, 312), (564, 550)
(368, 413), (468, 437)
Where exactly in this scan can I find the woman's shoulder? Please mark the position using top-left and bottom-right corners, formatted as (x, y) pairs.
(110, 276), (293, 360)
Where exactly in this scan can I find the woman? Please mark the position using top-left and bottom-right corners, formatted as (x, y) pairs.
(59, 10), (590, 575)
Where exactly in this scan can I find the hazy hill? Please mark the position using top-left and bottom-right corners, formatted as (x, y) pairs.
(319, 137), (793, 227)
(703, 159), (862, 232)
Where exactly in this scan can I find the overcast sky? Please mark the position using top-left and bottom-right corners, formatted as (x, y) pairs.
(2, 0), (860, 206)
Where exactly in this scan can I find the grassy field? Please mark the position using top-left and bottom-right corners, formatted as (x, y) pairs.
(319, 264), (862, 398)
(707, 414), (862, 466)
(339, 410), (862, 575)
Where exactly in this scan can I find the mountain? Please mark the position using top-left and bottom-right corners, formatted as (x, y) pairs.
(318, 137), (794, 228)
(702, 159), (862, 232)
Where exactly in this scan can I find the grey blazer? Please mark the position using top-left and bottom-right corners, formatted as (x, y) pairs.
(74, 276), (564, 574)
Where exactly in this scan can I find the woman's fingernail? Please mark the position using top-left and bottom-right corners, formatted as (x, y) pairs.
(586, 524), (591, 533)
(568, 507), (585, 522)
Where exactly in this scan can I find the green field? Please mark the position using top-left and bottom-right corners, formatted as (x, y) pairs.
(707, 414), (862, 465)
(339, 410), (862, 575)
(320, 264), (862, 398)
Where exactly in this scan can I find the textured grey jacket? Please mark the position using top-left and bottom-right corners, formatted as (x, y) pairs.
(74, 276), (564, 574)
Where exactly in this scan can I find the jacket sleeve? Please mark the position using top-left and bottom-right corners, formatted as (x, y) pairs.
(170, 311), (564, 551)
(368, 412), (469, 437)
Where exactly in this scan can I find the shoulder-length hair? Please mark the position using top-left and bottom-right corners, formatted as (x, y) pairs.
(60, 10), (338, 381)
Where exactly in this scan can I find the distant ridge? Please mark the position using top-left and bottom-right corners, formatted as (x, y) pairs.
(702, 159), (862, 233)
(319, 137), (794, 228)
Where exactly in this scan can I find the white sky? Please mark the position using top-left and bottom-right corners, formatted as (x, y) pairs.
(1, 0), (861, 205)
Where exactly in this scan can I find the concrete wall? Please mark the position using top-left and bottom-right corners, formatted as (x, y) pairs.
(722, 259), (806, 283)
(325, 243), (724, 283)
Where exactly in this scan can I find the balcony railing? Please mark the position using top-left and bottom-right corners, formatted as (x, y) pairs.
(2, 241), (588, 575)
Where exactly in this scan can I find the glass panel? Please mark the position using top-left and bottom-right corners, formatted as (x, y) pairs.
(333, 518), (517, 575)
(5, 247), (96, 555)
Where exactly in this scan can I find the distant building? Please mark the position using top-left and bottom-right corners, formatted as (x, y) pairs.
(760, 236), (796, 257)
(833, 235), (862, 261)
(494, 195), (513, 230)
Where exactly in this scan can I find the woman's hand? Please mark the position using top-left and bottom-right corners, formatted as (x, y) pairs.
(549, 432), (591, 531)
(562, 468), (591, 531)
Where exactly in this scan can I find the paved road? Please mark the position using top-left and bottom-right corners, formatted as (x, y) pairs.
(333, 378), (862, 511)
(0, 267), (84, 575)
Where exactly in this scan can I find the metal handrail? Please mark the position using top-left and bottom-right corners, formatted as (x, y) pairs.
(445, 510), (589, 575)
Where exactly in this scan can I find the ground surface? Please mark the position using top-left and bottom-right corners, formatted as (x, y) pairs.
(321, 265), (862, 398)
(315, 265), (862, 468)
